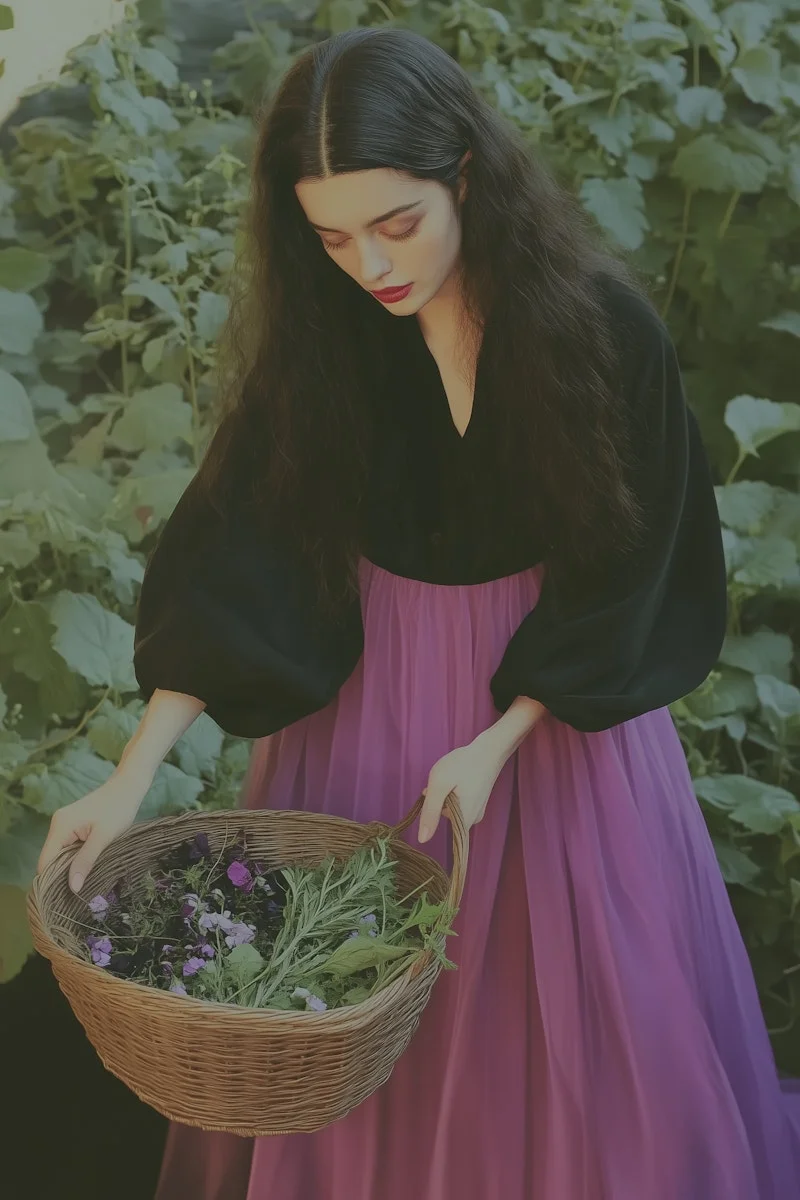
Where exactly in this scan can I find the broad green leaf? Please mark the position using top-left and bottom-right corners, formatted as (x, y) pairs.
(87, 702), (142, 764)
(0, 369), (34, 441)
(142, 335), (168, 374)
(0, 599), (54, 681)
(320, 936), (411, 978)
(732, 47), (782, 110)
(0, 247), (51, 292)
(715, 481), (776, 534)
(625, 20), (687, 48)
(174, 714), (225, 779)
(0, 885), (33, 982)
(71, 38), (119, 81)
(675, 86), (726, 128)
(0, 5), (12, 31)
(193, 291), (229, 342)
(22, 744), (114, 815)
(754, 674), (800, 723)
(107, 383), (192, 453)
(132, 45), (180, 90)
(96, 81), (179, 137)
(48, 591), (137, 692)
(0, 807), (48, 889)
(722, 2), (775, 52)
(224, 942), (265, 984)
(696, 775), (800, 835)
(0, 289), (43, 354)
(724, 395), (800, 456)
(122, 275), (182, 321)
(671, 135), (768, 193)
(684, 667), (758, 720)
(720, 631), (793, 679)
(137, 762), (205, 820)
(711, 839), (761, 887)
(733, 534), (799, 589)
(760, 312), (800, 337)
(579, 176), (649, 250)
(585, 109), (636, 157)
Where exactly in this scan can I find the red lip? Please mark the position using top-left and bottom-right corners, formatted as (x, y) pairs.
(371, 283), (413, 303)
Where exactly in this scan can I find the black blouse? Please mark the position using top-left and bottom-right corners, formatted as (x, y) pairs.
(133, 275), (728, 738)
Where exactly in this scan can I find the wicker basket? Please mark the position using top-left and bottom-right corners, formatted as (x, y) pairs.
(27, 793), (468, 1136)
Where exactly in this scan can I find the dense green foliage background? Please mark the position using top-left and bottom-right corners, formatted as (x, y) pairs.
(1, 0), (800, 1068)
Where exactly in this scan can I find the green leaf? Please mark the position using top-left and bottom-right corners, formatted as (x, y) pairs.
(71, 39), (119, 81)
(174, 714), (225, 779)
(96, 81), (179, 137)
(0, 247), (51, 292)
(579, 176), (649, 250)
(760, 312), (800, 338)
(0, 599), (55, 681)
(733, 534), (799, 589)
(675, 86), (726, 128)
(0, 369), (34, 441)
(193, 291), (229, 342)
(48, 591), (137, 691)
(87, 702), (141, 764)
(671, 135), (769, 193)
(0, 885), (34, 982)
(132, 45), (180, 90)
(724, 395), (800, 456)
(711, 839), (761, 887)
(0, 289), (43, 354)
(695, 775), (800, 836)
(22, 744), (114, 815)
(0, 808), (48, 889)
(224, 942), (265, 984)
(754, 674), (800, 723)
(319, 936), (412, 978)
(722, 2), (776, 52)
(715, 481), (776, 533)
(732, 47), (782, 110)
(0, 6), (13, 31)
(122, 275), (182, 321)
(137, 761), (204, 820)
(108, 384), (192, 452)
(720, 630), (793, 679)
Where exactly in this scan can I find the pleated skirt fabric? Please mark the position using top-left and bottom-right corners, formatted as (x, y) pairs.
(154, 557), (800, 1200)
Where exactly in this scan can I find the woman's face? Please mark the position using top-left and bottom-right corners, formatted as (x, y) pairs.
(294, 167), (465, 314)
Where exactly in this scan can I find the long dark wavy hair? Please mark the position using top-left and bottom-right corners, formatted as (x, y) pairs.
(197, 26), (649, 616)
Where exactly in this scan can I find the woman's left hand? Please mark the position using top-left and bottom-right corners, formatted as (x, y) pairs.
(418, 732), (507, 843)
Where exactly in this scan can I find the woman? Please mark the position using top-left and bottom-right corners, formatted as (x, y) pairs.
(38, 26), (800, 1200)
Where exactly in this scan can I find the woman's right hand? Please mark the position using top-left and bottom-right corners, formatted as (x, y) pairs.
(36, 772), (149, 895)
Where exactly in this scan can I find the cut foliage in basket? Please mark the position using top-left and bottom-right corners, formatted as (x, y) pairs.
(27, 795), (468, 1135)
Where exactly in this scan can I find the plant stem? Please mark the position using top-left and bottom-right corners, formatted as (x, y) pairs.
(660, 188), (693, 322)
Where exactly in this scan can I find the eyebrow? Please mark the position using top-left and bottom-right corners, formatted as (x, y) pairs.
(310, 201), (423, 234)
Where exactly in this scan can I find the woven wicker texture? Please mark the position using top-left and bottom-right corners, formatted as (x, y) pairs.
(27, 793), (468, 1135)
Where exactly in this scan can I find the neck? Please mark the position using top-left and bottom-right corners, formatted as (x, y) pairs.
(416, 265), (481, 371)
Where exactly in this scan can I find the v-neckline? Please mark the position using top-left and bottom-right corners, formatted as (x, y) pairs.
(407, 317), (481, 442)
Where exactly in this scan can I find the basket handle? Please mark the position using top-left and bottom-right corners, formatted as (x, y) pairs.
(384, 790), (469, 919)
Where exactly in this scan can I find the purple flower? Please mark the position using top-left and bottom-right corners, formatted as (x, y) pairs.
(200, 943), (215, 959)
(90, 936), (112, 967)
(162, 944), (174, 955)
(162, 962), (174, 976)
(307, 995), (327, 1013)
(88, 895), (109, 916)
(169, 983), (188, 996)
(226, 861), (254, 892)
(198, 910), (233, 933)
(224, 921), (256, 948)
(182, 956), (207, 977)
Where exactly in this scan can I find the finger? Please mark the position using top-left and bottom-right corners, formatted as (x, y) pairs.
(418, 788), (448, 843)
(68, 831), (105, 895)
(37, 821), (79, 876)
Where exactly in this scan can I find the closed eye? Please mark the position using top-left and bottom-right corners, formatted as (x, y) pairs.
(321, 221), (421, 252)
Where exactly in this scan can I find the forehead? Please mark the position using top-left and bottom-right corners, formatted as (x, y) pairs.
(294, 168), (429, 231)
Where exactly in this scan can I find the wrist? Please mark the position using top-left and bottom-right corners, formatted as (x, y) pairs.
(477, 696), (545, 765)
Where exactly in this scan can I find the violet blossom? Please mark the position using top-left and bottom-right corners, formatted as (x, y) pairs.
(88, 894), (109, 917)
(200, 943), (216, 959)
(182, 956), (207, 977)
(89, 936), (112, 967)
(224, 921), (256, 948)
(226, 861), (254, 892)
(181, 893), (203, 919)
(169, 983), (188, 996)
(199, 909), (234, 934)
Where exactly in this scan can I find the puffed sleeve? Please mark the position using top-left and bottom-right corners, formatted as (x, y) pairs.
(132, 471), (364, 739)
(489, 284), (728, 732)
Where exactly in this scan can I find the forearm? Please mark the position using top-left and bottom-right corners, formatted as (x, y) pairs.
(476, 695), (545, 764)
(116, 688), (207, 786)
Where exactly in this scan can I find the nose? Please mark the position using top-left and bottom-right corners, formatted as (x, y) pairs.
(358, 238), (392, 286)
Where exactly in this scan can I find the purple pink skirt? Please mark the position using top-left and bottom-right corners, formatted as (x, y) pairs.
(155, 558), (800, 1199)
